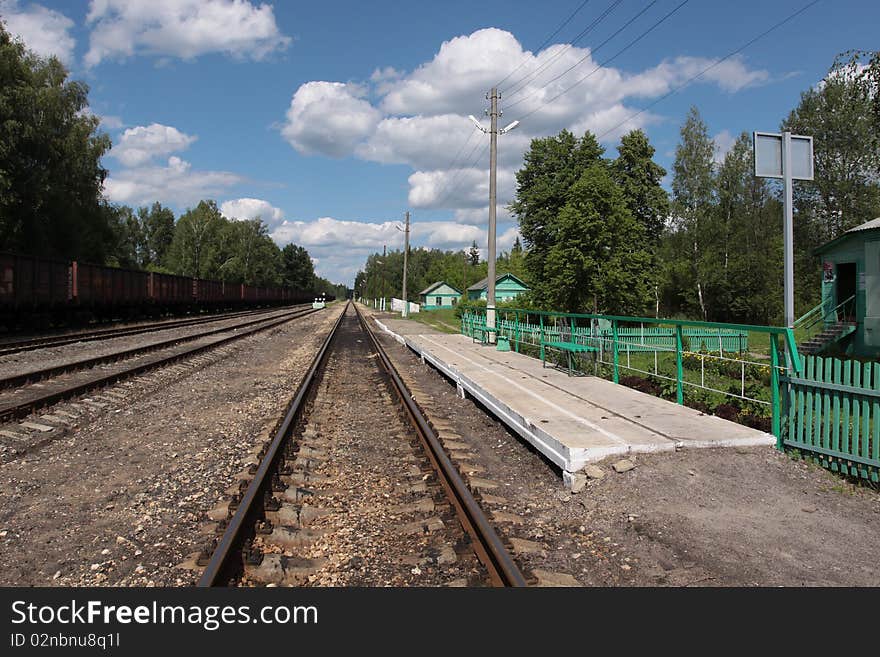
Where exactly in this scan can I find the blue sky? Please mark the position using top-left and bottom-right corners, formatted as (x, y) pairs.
(1, 0), (877, 285)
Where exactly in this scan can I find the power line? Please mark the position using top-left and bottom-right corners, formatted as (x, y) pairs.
(595, 0), (821, 141)
(430, 139), (490, 212)
(501, 0), (625, 96)
(510, 0), (689, 119)
(505, 1), (655, 104)
(495, 0), (593, 89)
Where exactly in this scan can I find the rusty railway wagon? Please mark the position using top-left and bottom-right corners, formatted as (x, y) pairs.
(0, 252), (326, 330)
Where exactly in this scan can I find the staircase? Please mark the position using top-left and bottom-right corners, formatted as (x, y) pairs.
(794, 294), (857, 356)
(798, 321), (856, 355)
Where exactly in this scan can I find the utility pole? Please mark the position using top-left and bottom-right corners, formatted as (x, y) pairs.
(487, 88), (498, 343)
(402, 211), (410, 318)
(469, 91), (519, 345)
(382, 244), (386, 312)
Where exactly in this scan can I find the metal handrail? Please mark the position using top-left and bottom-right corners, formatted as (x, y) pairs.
(794, 294), (855, 333)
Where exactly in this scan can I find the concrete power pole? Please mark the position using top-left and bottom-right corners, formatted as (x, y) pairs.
(487, 88), (498, 343)
(470, 90), (518, 345)
(382, 244), (386, 312)
(402, 211), (410, 318)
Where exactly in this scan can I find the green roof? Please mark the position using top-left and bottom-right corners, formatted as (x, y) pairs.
(466, 272), (529, 292)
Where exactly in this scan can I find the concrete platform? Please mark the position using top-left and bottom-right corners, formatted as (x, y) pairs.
(366, 308), (775, 486)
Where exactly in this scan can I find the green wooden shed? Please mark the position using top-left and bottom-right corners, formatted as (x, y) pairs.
(466, 272), (530, 302)
(419, 281), (461, 310)
(811, 218), (880, 357)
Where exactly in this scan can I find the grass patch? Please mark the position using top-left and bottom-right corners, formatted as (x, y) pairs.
(405, 307), (460, 334)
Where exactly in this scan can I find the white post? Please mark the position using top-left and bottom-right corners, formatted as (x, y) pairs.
(783, 130), (795, 330)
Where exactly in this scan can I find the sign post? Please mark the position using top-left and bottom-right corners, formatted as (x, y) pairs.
(753, 131), (814, 330)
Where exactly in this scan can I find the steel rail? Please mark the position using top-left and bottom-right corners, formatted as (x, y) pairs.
(198, 301), (349, 586)
(0, 305), (298, 357)
(0, 307), (321, 422)
(0, 307), (307, 391)
(353, 303), (526, 587)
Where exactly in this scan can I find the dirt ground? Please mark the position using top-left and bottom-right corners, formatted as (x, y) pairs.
(371, 310), (880, 587)
(0, 305), (344, 586)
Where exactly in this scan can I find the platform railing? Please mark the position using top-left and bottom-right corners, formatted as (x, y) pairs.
(461, 308), (800, 441)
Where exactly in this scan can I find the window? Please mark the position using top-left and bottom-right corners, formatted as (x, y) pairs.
(451, 298), (457, 306)
(436, 296), (442, 306)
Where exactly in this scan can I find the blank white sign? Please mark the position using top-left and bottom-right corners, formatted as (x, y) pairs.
(753, 132), (814, 180)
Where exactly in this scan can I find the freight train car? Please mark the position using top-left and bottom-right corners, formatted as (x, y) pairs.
(0, 253), (71, 326)
(0, 251), (322, 331)
(73, 262), (150, 319)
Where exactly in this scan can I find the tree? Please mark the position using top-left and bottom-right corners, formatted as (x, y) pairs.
(0, 23), (112, 261)
(281, 243), (315, 290)
(166, 200), (224, 278)
(782, 50), (880, 310)
(715, 133), (783, 324)
(139, 202), (175, 267)
(108, 205), (144, 269)
(467, 240), (480, 266)
(543, 163), (651, 314)
(670, 107), (716, 319)
(511, 130), (604, 306)
(216, 219), (282, 286)
(612, 129), (669, 315)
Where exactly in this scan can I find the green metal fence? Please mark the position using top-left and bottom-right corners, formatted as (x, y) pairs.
(784, 355), (880, 482)
(461, 307), (799, 441)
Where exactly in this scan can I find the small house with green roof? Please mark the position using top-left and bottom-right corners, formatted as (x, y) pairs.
(466, 272), (530, 302)
(419, 281), (461, 310)
(810, 218), (880, 357)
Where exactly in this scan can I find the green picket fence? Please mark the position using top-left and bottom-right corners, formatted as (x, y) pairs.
(784, 354), (880, 482)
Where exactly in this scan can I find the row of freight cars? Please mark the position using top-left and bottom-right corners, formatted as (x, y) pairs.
(0, 252), (325, 329)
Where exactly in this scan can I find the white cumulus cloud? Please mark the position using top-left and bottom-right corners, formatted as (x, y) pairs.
(110, 123), (197, 167)
(280, 27), (770, 222)
(0, 0), (76, 64)
(281, 82), (382, 158)
(220, 198), (285, 227)
(84, 0), (290, 67)
(104, 156), (242, 207)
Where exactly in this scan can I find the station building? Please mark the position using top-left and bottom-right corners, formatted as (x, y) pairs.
(466, 273), (530, 302)
(419, 281), (462, 310)
(812, 218), (880, 357)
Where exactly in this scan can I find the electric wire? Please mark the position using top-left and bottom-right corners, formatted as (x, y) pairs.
(509, 0), (689, 118)
(495, 0), (593, 89)
(500, 0), (625, 96)
(594, 0), (821, 141)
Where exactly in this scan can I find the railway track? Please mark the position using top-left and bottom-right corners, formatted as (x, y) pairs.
(0, 305), (296, 357)
(0, 306), (321, 422)
(196, 301), (526, 587)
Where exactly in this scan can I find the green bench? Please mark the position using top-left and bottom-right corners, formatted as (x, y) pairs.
(540, 340), (597, 376)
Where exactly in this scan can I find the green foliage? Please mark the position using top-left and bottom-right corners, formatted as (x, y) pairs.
(0, 23), (112, 262)
(511, 129), (655, 314)
(544, 163), (651, 313)
(281, 243), (315, 290)
(165, 200), (224, 278)
(510, 130), (605, 308)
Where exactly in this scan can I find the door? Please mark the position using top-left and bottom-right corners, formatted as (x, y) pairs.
(836, 262), (857, 316)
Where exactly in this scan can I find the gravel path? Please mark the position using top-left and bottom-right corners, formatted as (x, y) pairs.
(0, 304), (344, 586)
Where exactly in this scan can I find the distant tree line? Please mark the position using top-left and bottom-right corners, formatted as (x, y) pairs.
(354, 238), (526, 303)
(0, 23), (346, 299)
